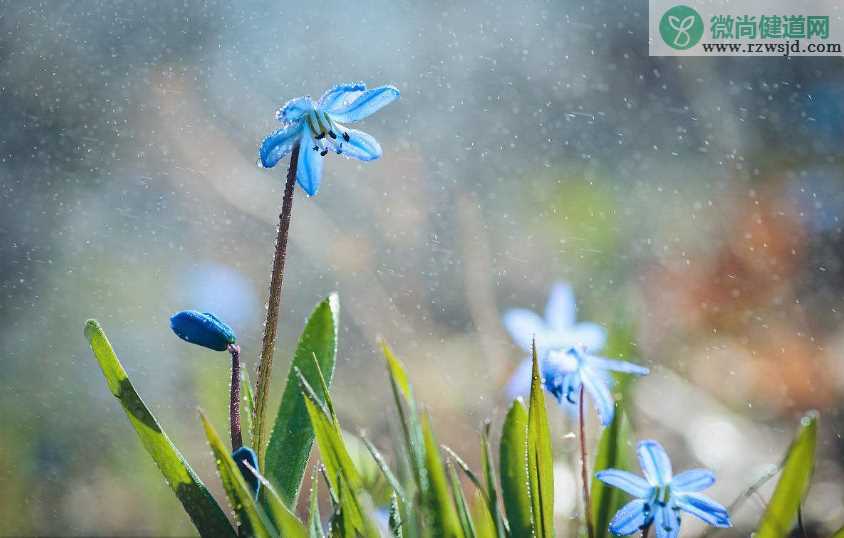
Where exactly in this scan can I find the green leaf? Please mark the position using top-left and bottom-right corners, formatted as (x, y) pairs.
(265, 294), (339, 507)
(199, 412), (276, 538)
(831, 525), (844, 538)
(362, 435), (407, 504)
(499, 398), (531, 538)
(244, 458), (309, 538)
(526, 343), (554, 538)
(389, 492), (404, 538)
(299, 371), (379, 537)
(757, 411), (819, 538)
(443, 441), (505, 538)
(308, 468), (325, 538)
(421, 413), (464, 538)
(591, 408), (633, 538)
(241, 368), (256, 446)
(448, 461), (477, 538)
(382, 341), (426, 496)
(480, 422), (507, 538)
(471, 490), (497, 538)
(84, 320), (235, 538)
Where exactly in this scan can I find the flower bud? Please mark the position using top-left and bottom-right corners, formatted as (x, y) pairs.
(232, 446), (260, 496)
(170, 310), (236, 352)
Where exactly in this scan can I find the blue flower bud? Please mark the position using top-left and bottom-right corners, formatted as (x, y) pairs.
(232, 446), (260, 496)
(170, 310), (236, 352)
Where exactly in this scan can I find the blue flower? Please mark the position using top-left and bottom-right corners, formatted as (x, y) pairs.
(503, 283), (607, 399)
(232, 446), (261, 497)
(170, 310), (236, 352)
(596, 440), (732, 538)
(543, 346), (648, 426)
(259, 82), (400, 196)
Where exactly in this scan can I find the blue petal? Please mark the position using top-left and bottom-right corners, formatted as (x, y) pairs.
(503, 308), (547, 351)
(296, 131), (324, 196)
(259, 123), (303, 168)
(654, 504), (681, 538)
(587, 355), (649, 376)
(232, 446), (261, 497)
(505, 358), (533, 400)
(329, 85), (400, 123)
(675, 493), (732, 528)
(570, 322), (608, 352)
(544, 282), (576, 331)
(318, 82), (366, 111)
(671, 469), (716, 493)
(580, 364), (616, 425)
(596, 469), (653, 498)
(608, 499), (650, 535)
(170, 310), (236, 351)
(334, 128), (382, 161)
(276, 96), (314, 124)
(637, 440), (673, 486)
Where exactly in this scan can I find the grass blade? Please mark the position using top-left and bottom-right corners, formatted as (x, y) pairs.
(199, 411), (276, 538)
(757, 411), (819, 538)
(590, 408), (632, 538)
(308, 468), (325, 538)
(265, 294), (339, 507)
(84, 320), (235, 537)
(362, 436), (407, 504)
(421, 413), (464, 538)
(499, 398), (530, 538)
(243, 460), (309, 538)
(527, 343), (554, 538)
(389, 492), (404, 538)
(480, 422), (507, 538)
(448, 461), (477, 538)
(241, 368), (256, 446)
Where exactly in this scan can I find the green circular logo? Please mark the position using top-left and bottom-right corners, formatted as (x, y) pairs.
(659, 5), (704, 49)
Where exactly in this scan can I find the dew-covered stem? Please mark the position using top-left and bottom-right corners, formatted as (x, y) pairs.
(579, 384), (595, 538)
(228, 343), (243, 451)
(253, 143), (300, 460)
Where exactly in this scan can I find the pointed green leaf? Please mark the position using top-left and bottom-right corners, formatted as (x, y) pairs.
(265, 294), (339, 507)
(300, 373), (379, 537)
(527, 344), (554, 538)
(243, 459), (309, 538)
(389, 492), (404, 538)
(480, 422), (507, 538)
(500, 398), (531, 538)
(84, 320), (235, 537)
(591, 408), (633, 538)
(362, 436), (407, 504)
(199, 412), (276, 538)
(471, 490), (497, 538)
(308, 469), (325, 538)
(757, 411), (819, 538)
(448, 462), (477, 538)
(421, 413), (464, 538)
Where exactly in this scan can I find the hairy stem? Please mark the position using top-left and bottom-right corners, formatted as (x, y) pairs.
(228, 344), (243, 451)
(253, 143), (300, 460)
(579, 384), (595, 538)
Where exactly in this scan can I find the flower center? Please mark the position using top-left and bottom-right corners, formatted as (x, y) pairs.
(305, 111), (350, 156)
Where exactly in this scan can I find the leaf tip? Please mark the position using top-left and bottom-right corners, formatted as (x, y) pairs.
(84, 319), (102, 341)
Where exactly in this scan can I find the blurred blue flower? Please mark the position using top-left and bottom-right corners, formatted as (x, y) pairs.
(170, 310), (236, 352)
(182, 262), (258, 329)
(259, 82), (400, 196)
(597, 440), (732, 538)
(232, 446), (261, 497)
(542, 346), (648, 426)
(504, 282), (607, 399)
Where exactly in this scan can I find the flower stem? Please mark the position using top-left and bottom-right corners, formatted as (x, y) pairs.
(642, 523), (651, 538)
(579, 384), (595, 538)
(253, 143), (300, 460)
(228, 343), (243, 451)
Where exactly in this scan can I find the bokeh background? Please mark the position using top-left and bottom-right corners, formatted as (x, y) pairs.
(2, 0), (843, 535)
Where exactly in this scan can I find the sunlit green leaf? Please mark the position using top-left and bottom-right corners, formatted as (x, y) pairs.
(265, 294), (339, 507)
(84, 320), (235, 538)
(499, 398), (530, 538)
(757, 411), (819, 538)
(448, 461), (477, 538)
(527, 343), (554, 538)
(421, 413), (464, 538)
(199, 411), (276, 538)
(591, 408), (633, 538)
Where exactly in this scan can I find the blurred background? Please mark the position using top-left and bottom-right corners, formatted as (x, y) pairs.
(2, 0), (843, 535)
